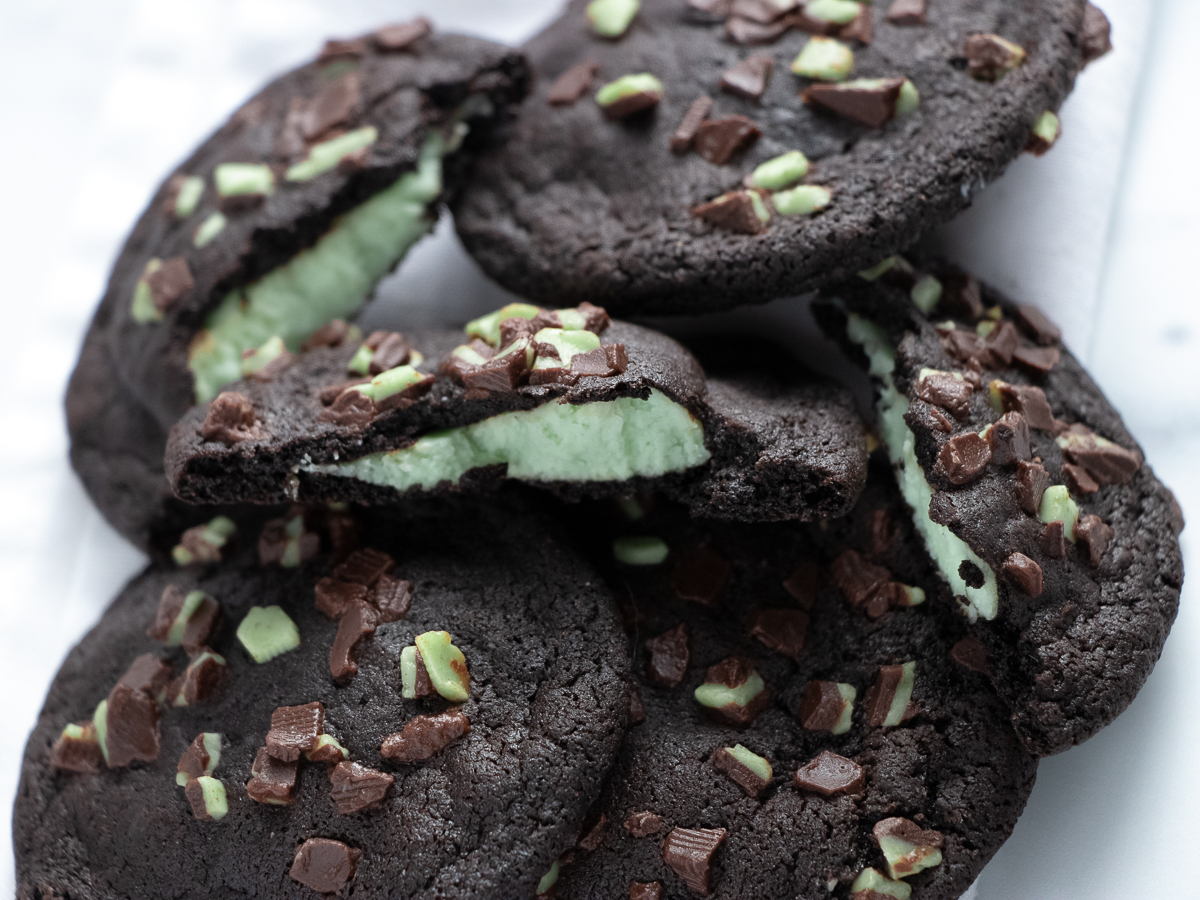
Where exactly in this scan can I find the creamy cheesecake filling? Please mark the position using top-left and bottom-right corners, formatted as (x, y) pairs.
(846, 313), (999, 622)
(303, 389), (711, 491)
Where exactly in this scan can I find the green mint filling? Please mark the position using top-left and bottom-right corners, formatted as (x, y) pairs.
(846, 313), (999, 621)
(537, 862), (560, 895)
(613, 535), (670, 566)
(834, 682), (857, 735)
(851, 867), (911, 900)
(695, 671), (766, 710)
(727, 744), (773, 781)
(236, 606), (300, 663)
(304, 389), (710, 490)
(189, 131), (451, 403)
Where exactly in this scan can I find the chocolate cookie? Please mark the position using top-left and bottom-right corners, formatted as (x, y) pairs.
(814, 257), (1183, 756)
(453, 0), (1100, 315)
(68, 22), (529, 548)
(164, 302), (868, 523)
(15, 500), (630, 899)
(545, 464), (1036, 899)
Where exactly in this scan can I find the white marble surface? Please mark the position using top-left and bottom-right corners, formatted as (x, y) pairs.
(1, 1), (1195, 897)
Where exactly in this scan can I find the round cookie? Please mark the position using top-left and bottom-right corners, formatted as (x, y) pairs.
(453, 0), (1096, 315)
(549, 464), (1037, 899)
(15, 500), (631, 900)
(814, 256), (1183, 756)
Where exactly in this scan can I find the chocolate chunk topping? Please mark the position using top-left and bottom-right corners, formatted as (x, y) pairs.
(374, 17), (432, 51)
(781, 559), (819, 608)
(146, 257), (194, 314)
(701, 657), (770, 726)
(793, 750), (865, 795)
(874, 818), (945, 873)
(547, 62), (600, 106)
(631, 881), (664, 900)
(334, 548), (394, 586)
(1059, 424), (1142, 485)
(314, 577), (369, 619)
(318, 37), (368, 62)
(670, 544), (732, 606)
(830, 549), (892, 617)
(1041, 520), (1067, 559)
(329, 599), (378, 684)
(916, 371), (972, 420)
(799, 680), (848, 732)
(839, 6), (875, 44)
(290, 837), (361, 894)
(184, 778), (218, 820)
(602, 89), (662, 120)
(322, 386), (374, 427)
(1063, 461), (1099, 495)
(578, 813), (608, 852)
(177, 733), (215, 782)
(571, 344), (628, 377)
(886, 0), (928, 25)
(712, 747), (769, 798)
(371, 574), (413, 622)
(939, 432), (992, 485)
(802, 78), (905, 129)
(980, 320), (1020, 368)
(266, 702), (325, 762)
(119, 653), (173, 700)
(329, 761), (394, 814)
(302, 72), (360, 141)
(247, 746), (298, 805)
(1002, 552), (1043, 597)
(865, 665), (905, 727)
(995, 382), (1057, 431)
(50, 723), (103, 774)
(662, 827), (727, 895)
(720, 55), (773, 102)
(988, 411), (1031, 466)
(1081, 3), (1113, 65)
(174, 650), (225, 706)
(1015, 304), (1062, 345)
(725, 15), (791, 45)
(942, 273), (984, 321)
(201, 391), (263, 445)
(1015, 459), (1050, 514)
(964, 34), (1025, 81)
(462, 346), (533, 394)
(301, 319), (353, 351)
(1013, 344), (1061, 374)
(1076, 514), (1114, 567)
(382, 710), (471, 763)
(645, 623), (690, 688)
(104, 683), (161, 768)
(258, 515), (319, 568)
(624, 810), (664, 837)
(363, 330), (412, 374)
(692, 190), (767, 235)
(747, 608), (809, 660)
(671, 96), (714, 154)
(940, 327), (985, 365)
(694, 115), (762, 165)
(148, 586), (221, 653)
(930, 408), (954, 433)
(950, 635), (990, 674)
(412, 648), (436, 699)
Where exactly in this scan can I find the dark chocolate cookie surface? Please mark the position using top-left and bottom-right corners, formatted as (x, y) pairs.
(454, 0), (1087, 315)
(15, 501), (630, 900)
(815, 258), (1183, 756)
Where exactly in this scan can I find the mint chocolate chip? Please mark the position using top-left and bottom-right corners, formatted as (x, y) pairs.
(851, 866), (911, 899)
(866, 661), (916, 727)
(172, 650), (226, 707)
(184, 775), (228, 821)
(167, 174), (205, 218)
(790, 37), (854, 82)
(193, 211), (227, 248)
(536, 861), (560, 896)
(874, 817), (945, 879)
(595, 73), (664, 119)
(613, 536), (669, 566)
(587, 0), (639, 38)
(1038, 485), (1079, 541)
(413, 631), (470, 702)
(214, 162), (275, 198)
(799, 680), (856, 734)
(172, 515), (237, 567)
(964, 34), (1027, 82)
(176, 732), (222, 786)
(750, 151), (810, 190)
(236, 606), (301, 663)
(694, 657), (769, 726)
(911, 275), (942, 313)
(287, 126), (378, 182)
(772, 184), (831, 216)
(713, 744), (773, 798)
(240, 335), (289, 378)
(466, 302), (541, 347)
(805, 0), (862, 24)
(51, 722), (103, 774)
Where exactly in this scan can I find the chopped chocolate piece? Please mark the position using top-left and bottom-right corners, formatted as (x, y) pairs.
(301, 319), (353, 351)
(964, 33), (1027, 82)
(306, 734), (349, 763)
(1002, 552), (1043, 597)
(570, 345), (626, 377)
(601, 89), (662, 120)
(720, 55), (773, 103)
(747, 608), (809, 660)
(258, 515), (320, 568)
(104, 683), (161, 768)
(790, 9), (844, 37)
(993, 381), (1057, 431)
(839, 6), (875, 44)
(781, 559), (819, 608)
(793, 750), (865, 796)
(942, 273), (984, 321)
(329, 599), (378, 684)
(689, 0), (732, 20)
(118, 653), (173, 701)
(318, 37), (369, 61)
(871, 509), (898, 555)
(547, 62), (600, 106)
(645, 623), (690, 688)
(697, 657), (770, 726)
(799, 680), (850, 732)
(1080, 3), (1113, 65)
(930, 408), (954, 433)
(290, 837), (361, 894)
(1058, 424), (1142, 485)
(1015, 304), (1062, 345)
(183, 777), (218, 820)
(629, 687), (647, 724)
(604, 342), (630, 373)
(1041, 520), (1067, 559)
(461, 344), (533, 394)
(1076, 514), (1114, 567)
(730, 0), (796, 23)
(1063, 461), (1099, 495)
(874, 817), (945, 878)
(694, 115), (762, 165)
(247, 746), (298, 805)
(724, 15), (791, 45)
(334, 548), (394, 586)
(979, 320), (1020, 368)
(365, 331), (412, 374)
(865, 664), (910, 727)
(691, 190), (767, 235)
(916, 370), (972, 420)
(374, 17), (432, 51)
(145, 257), (194, 314)
(314, 577), (369, 619)
(886, 0), (927, 25)
(302, 72), (360, 141)
(939, 432), (991, 485)
(50, 723), (103, 773)
(630, 881), (664, 900)
(950, 635), (990, 674)
(987, 411), (1031, 466)
(329, 761), (394, 814)
(939, 327), (984, 365)
(147, 584), (186, 640)
(802, 78), (905, 129)
(671, 96), (714, 154)
(1013, 344), (1061, 374)
(830, 549), (891, 615)
(670, 544), (732, 606)
(624, 810), (664, 837)
(411, 647), (436, 699)
(662, 827), (727, 895)
(381, 710), (471, 763)
(266, 702), (325, 762)
(371, 574), (413, 622)
(712, 747), (770, 798)
(578, 813), (608, 852)
(177, 733), (217, 782)
(174, 650), (225, 706)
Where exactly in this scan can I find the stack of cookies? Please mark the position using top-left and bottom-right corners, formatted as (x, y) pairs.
(19, 3), (1183, 899)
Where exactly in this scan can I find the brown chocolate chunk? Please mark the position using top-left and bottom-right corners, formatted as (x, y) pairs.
(146, 257), (193, 314)
(798, 680), (848, 732)
(671, 95), (714, 153)
(177, 733), (216, 782)
(886, 0), (927, 25)
(941, 273), (985, 321)
(461, 346), (533, 394)
(412, 648), (436, 699)
(1013, 344), (1061, 374)
(1002, 552), (1043, 597)
(830, 549), (891, 615)
(964, 34), (1025, 81)
(930, 408), (954, 433)
(1080, 3), (1113, 65)
(321, 385), (374, 427)
(381, 710), (471, 763)
(645, 623), (690, 688)
(314, 577), (369, 619)
(1076, 514), (1114, 567)
(317, 37), (368, 61)
(691, 190), (767, 235)
(939, 327), (984, 365)
(950, 635), (990, 674)
(363, 330), (411, 374)
(630, 882), (664, 900)
(50, 723), (103, 774)
(730, 0), (795, 23)
(290, 837), (361, 894)
(329, 599), (378, 684)
(119, 653), (173, 701)
(602, 89), (662, 120)
(988, 411), (1031, 466)
(184, 778), (219, 820)
(747, 608), (809, 660)
(873, 818), (945, 876)
(720, 55), (773, 102)
(724, 15), (791, 45)
(571, 344), (626, 377)
(547, 62), (600, 106)
(258, 516), (320, 568)
(995, 382), (1057, 431)
(793, 750), (865, 795)
(174, 650), (225, 706)
(629, 687), (647, 725)
(624, 810), (664, 837)
(1041, 520), (1067, 559)
(1015, 459), (1050, 515)
(1015, 304), (1062, 345)
(302, 72), (360, 140)
(301, 319), (352, 351)
(670, 544), (732, 606)
(916, 371), (972, 420)
(1059, 424), (1142, 485)
(104, 682), (161, 768)
(781, 559), (819, 608)
(979, 320), (1020, 368)
(149, 586), (222, 653)
(802, 78), (905, 129)
(712, 746), (770, 798)
(374, 17), (431, 51)
(371, 574), (413, 622)
(266, 702), (325, 762)
(201, 391), (262, 445)
(577, 813), (608, 852)
(662, 827), (727, 895)
(701, 657), (770, 726)
(247, 746), (298, 805)
(329, 761), (394, 814)
(790, 9), (845, 37)
(839, 6), (874, 44)
(939, 432), (992, 485)
(865, 665), (905, 727)
(1063, 461), (1099, 495)
(334, 548), (394, 586)
(694, 115), (762, 164)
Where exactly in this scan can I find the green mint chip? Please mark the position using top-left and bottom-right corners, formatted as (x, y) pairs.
(911, 275), (942, 313)
(175, 176), (205, 218)
(131, 259), (164, 323)
(193, 212), (227, 248)
(214, 163), (275, 197)
(1039, 485), (1079, 541)
(727, 744), (773, 781)
(896, 79), (920, 115)
(400, 645), (419, 699)
(241, 335), (286, 376)
(833, 682), (857, 735)
(195, 776), (229, 820)
(287, 126), (379, 182)
(1031, 110), (1061, 147)
(851, 867), (911, 900)
(413, 631), (470, 702)
(237, 606), (300, 663)
(537, 861), (560, 895)
(532, 327), (601, 369)
(587, 0), (639, 37)
(695, 670), (766, 710)
(465, 302), (542, 347)
(347, 342), (375, 375)
(166, 590), (211, 645)
(92, 699), (110, 766)
(595, 73), (663, 108)
(752, 151), (811, 191)
(790, 38), (854, 82)
(354, 364), (424, 402)
(613, 536), (669, 565)
(772, 184), (831, 216)
(805, 0), (862, 25)
(881, 662), (916, 727)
